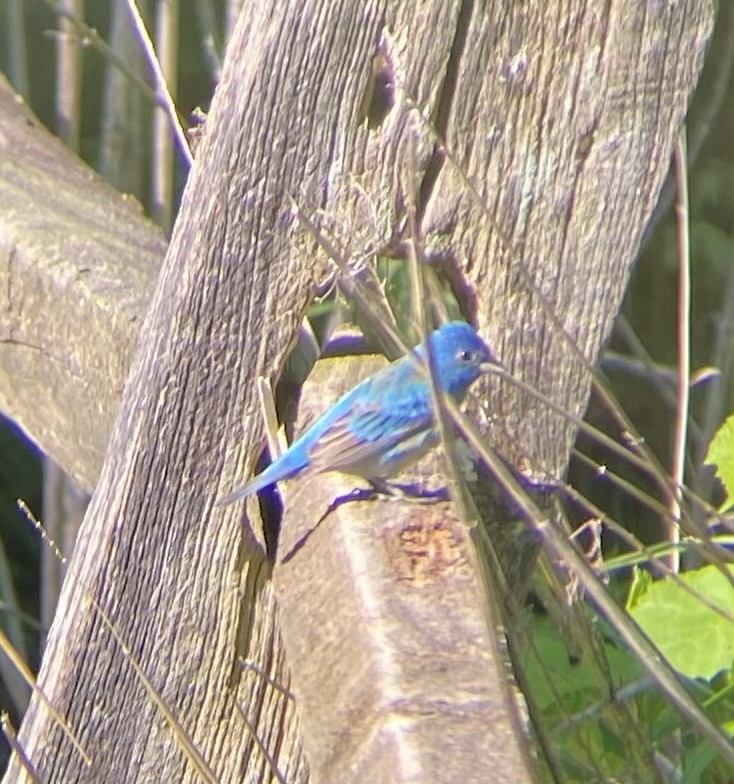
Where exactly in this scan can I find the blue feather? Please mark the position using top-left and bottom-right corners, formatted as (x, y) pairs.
(217, 321), (497, 505)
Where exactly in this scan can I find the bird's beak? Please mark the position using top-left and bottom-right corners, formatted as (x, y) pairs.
(479, 359), (504, 375)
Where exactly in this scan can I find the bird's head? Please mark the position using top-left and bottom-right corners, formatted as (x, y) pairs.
(420, 321), (501, 401)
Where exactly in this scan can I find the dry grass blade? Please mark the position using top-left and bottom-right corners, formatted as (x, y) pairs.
(2, 711), (44, 783)
(289, 197), (407, 360)
(232, 700), (289, 784)
(237, 658), (295, 701)
(90, 598), (219, 784)
(124, 0), (192, 167)
(402, 90), (677, 511)
(257, 376), (287, 462)
(404, 120), (476, 528)
(442, 393), (734, 767)
(0, 627), (90, 765)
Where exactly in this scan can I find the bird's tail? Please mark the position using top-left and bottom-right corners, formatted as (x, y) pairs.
(215, 479), (261, 507)
(215, 453), (305, 507)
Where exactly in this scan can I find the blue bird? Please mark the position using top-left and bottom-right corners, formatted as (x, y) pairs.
(217, 321), (498, 506)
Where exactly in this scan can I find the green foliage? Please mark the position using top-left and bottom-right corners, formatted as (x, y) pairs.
(525, 614), (640, 715)
(527, 607), (734, 783)
(628, 565), (734, 680)
(525, 612), (647, 782)
(705, 413), (734, 512)
(2, 0), (734, 781)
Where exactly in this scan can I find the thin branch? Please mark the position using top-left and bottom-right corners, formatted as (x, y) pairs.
(6, 0), (30, 98)
(43, 0), (160, 111)
(2, 712), (44, 783)
(0, 628), (90, 765)
(151, 0), (179, 232)
(55, 0), (84, 148)
(91, 598), (218, 784)
(194, 0), (223, 81)
(670, 129), (691, 574)
(444, 393), (734, 767)
(124, 0), (193, 168)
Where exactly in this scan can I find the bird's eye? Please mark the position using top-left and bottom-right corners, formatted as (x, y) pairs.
(457, 349), (472, 362)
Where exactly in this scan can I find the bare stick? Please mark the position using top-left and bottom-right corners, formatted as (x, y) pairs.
(124, 0), (192, 168)
(670, 129), (691, 574)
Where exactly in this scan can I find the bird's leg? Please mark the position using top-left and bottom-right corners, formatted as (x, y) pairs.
(279, 481), (450, 564)
(368, 478), (450, 503)
(367, 477), (400, 496)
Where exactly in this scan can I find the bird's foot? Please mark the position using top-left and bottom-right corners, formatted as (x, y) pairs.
(278, 482), (450, 564)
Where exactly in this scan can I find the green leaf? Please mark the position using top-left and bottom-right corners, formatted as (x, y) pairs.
(629, 565), (734, 680)
(704, 413), (734, 511)
(523, 613), (640, 714)
(626, 566), (653, 611)
(685, 737), (727, 784)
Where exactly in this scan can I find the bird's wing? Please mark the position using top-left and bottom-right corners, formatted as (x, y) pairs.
(306, 389), (434, 476)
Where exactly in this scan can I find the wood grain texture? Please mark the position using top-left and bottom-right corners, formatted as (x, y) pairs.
(270, 1), (713, 780)
(0, 75), (165, 491)
(2, 0), (712, 781)
(274, 358), (534, 783)
(421, 0), (713, 479)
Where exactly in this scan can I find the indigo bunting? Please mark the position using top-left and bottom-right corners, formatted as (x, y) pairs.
(218, 321), (498, 505)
